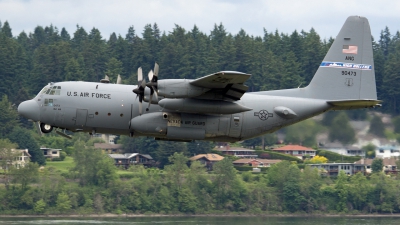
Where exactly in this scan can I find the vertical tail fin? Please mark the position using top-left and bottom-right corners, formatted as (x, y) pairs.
(307, 16), (377, 101)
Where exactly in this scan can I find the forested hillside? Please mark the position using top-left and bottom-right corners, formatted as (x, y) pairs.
(1, 21), (399, 113)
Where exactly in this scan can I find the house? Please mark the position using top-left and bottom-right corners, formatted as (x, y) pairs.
(92, 133), (118, 144)
(108, 153), (155, 168)
(0, 149), (31, 170)
(355, 158), (398, 174)
(320, 142), (365, 157)
(375, 145), (400, 158)
(308, 163), (365, 176)
(215, 146), (258, 158)
(190, 154), (224, 170)
(41, 147), (62, 159)
(233, 158), (281, 167)
(272, 145), (316, 159)
(94, 143), (123, 153)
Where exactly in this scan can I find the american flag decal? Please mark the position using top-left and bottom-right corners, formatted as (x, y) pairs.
(343, 45), (358, 54)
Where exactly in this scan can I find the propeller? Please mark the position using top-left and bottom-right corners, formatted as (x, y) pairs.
(116, 74), (122, 84)
(132, 67), (146, 115)
(146, 63), (159, 111)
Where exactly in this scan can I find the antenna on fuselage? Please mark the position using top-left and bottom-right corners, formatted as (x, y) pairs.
(100, 75), (110, 83)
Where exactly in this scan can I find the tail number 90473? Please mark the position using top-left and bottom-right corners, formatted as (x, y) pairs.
(342, 71), (356, 76)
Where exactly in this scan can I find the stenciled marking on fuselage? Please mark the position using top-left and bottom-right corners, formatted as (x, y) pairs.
(169, 119), (206, 126)
(320, 61), (372, 70)
(66, 92), (111, 99)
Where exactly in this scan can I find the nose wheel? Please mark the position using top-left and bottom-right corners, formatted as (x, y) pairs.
(40, 123), (53, 133)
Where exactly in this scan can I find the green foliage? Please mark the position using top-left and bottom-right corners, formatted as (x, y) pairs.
(11, 162), (39, 190)
(393, 116), (400, 133)
(284, 119), (323, 146)
(317, 149), (361, 163)
(56, 192), (71, 213)
(8, 127), (46, 165)
(70, 141), (117, 187)
(1, 17), (400, 216)
(156, 141), (187, 168)
(335, 171), (349, 212)
(362, 144), (376, 158)
(187, 141), (214, 155)
(371, 158), (383, 173)
(369, 115), (385, 137)
(33, 199), (46, 214)
(0, 96), (19, 138)
(257, 150), (303, 163)
(328, 112), (355, 144)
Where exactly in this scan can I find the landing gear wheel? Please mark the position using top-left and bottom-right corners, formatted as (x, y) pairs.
(40, 123), (53, 133)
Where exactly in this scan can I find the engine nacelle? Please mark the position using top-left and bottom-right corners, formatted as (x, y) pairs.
(157, 79), (209, 98)
(130, 112), (167, 135)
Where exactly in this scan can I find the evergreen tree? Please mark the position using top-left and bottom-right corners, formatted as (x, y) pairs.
(369, 115), (385, 137)
(1, 21), (12, 38)
(60, 27), (71, 41)
(328, 112), (355, 145)
(371, 158), (383, 173)
(156, 141), (187, 168)
(0, 95), (19, 138)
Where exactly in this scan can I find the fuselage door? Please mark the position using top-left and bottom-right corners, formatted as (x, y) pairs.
(228, 113), (243, 138)
(75, 109), (88, 126)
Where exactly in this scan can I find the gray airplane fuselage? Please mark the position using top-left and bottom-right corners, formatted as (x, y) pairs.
(18, 16), (381, 141)
(29, 81), (330, 142)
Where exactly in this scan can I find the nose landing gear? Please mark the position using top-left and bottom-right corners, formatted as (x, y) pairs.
(40, 123), (53, 133)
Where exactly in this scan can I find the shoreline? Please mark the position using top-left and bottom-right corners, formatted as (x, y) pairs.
(1, 213), (400, 218)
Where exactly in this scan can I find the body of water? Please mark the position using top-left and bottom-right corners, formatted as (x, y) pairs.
(0, 216), (399, 225)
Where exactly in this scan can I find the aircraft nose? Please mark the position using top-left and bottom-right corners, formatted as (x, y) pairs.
(18, 100), (40, 122)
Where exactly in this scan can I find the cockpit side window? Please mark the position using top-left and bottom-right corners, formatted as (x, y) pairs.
(44, 99), (54, 106)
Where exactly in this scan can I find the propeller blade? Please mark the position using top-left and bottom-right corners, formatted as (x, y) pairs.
(140, 78), (146, 88)
(138, 67), (143, 83)
(148, 70), (153, 82)
(116, 74), (122, 84)
(133, 67), (146, 115)
(146, 87), (154, 111)
(138, 95), (143, 115)
(153, 62), (159, 78)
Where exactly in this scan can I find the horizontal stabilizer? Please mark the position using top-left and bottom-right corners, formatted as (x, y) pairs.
(327, 99), (381, 109)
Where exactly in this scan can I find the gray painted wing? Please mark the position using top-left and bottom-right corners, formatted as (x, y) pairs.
(190, 71), (251, 100)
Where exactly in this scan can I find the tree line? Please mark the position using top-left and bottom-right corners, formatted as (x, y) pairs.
(0, 20), (399, 113)
(1, 144), (400, 215)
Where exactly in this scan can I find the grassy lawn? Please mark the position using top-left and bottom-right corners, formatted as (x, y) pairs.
(46, 156), (75, 173)
(46, 156), (134, 176)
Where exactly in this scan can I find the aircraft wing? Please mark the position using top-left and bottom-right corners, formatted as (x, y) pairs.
(190, 71), (251, 101)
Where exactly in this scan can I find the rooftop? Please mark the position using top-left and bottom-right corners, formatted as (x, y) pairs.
(273, 145), (315, 151)
(190, 154), (224, 162)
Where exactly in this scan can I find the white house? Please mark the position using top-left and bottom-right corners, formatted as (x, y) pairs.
(375, 145), (400, 158)
(321, 142), (365, 157)
(41, 147), (62, 159)
(0, 149), (31, 170)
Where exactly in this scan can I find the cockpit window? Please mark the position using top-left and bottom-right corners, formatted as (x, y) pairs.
(41, 88), (49, 94)
(44, 86), (61, 95)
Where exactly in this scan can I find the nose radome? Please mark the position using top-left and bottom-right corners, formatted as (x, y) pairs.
(18, 100), (40, 122)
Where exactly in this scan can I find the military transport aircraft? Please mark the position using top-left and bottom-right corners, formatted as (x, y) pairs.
(18, 16), (380, 142)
